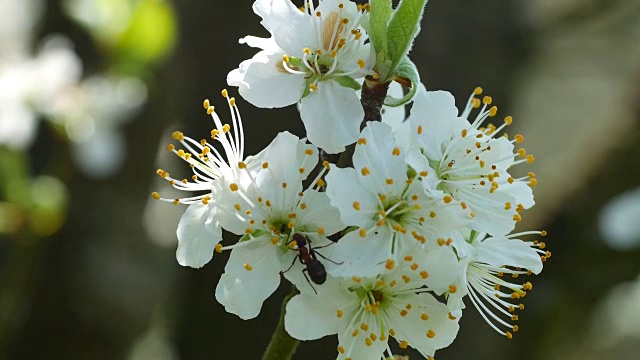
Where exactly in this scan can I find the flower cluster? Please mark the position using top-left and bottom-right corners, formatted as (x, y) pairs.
(151, 0), (549, 359)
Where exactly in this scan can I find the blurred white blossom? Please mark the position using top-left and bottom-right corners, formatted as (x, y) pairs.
(599, 187), (640, 250)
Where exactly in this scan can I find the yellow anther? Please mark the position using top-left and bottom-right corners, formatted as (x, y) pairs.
(336, 309), (343, 318)
(304, 149), (314, 155)
(323, 160), (330, 169)
(172, 131), (184, 141)
(513, 214), (522, 222)
(360, 323), (369, 331)
(357, 59), (366, 68)
(385, 259), (395, 270)
(262, 162), (269, 169)
(352, 329), (359, 337)
(420, 271), (429, 279)
(421, 313), (429, 321)
(417, 125), (423, 134)
(265, 200), (272, 207)
(229, 97), (236, 106)
(151, 192), (161, 200)
(207, 106), (215, 115)
(357, 137), (367, 145)
(541, 230), (548, 236)
(316, 179), (326, 187)
(172, 199), (180, 205)
(282, 182), (288, 189)
(514, 134), (524, 143)
(271, 237), (279, 245)
(202, 196), (210, 205)
(222, 124), (231, 133)
(385, 178), (394, 185)
(359, 228), (367, 237)
(221, 89), (228, 98)
(243, 263), (253, 271)
(448, 312), (457, 320)
(402, 275), (411, 283)
(443, 195), (453, 204)
(400, 309), (408, 316)
(317, 227), (325, 235)
(449, 285), (457, 293)
(365, 338), (372, 346)
(229, 183), (239, 192)
(419, 171), (429, 177)
(483, 96), (493, 105)
(361, 167), (370, 176)
(166, 144), (175, 152)
(352, 276), (361, 283)
(504, 116), (513, 125)
(529, 178), (538, 187)
(353, 201), (361, 210)
(489, 106), (498, 117)
(303, 47), (311, 54)
(526, 155), (535, 163)
(505, 332), (513, 339)
(203, 99), (210, 109)
(309, 83), (318, 91)
(426, 330), (436, 338)
(392, 147), (401, 156)
(474, 86), (483, 95)
(338, 346), (345, 354)
(410, 263), (419, 271)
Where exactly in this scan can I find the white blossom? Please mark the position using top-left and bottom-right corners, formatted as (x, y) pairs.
(325, 121), (470, 277)
(211, 132), (345, 319)
(447, 229), (548, 339)
(228, 0), (375, 153)
(285, 246), (460, 360)
(405, 84), (536, 236)
(152, 90), (254, 269)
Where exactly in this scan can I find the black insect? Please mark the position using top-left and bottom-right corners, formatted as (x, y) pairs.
(282, 233), (341, 294)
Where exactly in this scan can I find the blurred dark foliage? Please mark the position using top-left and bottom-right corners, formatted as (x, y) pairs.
(2, 0), (640, 359)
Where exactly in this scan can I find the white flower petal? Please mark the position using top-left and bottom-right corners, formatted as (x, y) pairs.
(475, 237), (544, 274)
(389, 293), (460, 356)
(337, 323), (387, 360)
(252, 0), (305, 33)
(326, 167), (378, 228)
(325, 229), (393, 278)
(239, 35), (281, 53)
(215, 238), (283, 319)
(381, 81), (406, 130)
(297, 189), (345, 236)
(227, 51), (306, 109)
(419, 244), (460, 295)
(299, 81), (363, 154)
(176, 202), (221, 268)
(285, 280), (355, 340)
(353, 122), (408, 196)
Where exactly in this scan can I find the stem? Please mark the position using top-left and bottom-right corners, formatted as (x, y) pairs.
(261, 287), (300, 360)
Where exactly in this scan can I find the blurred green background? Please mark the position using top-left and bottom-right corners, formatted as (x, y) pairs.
(1, 0), (640, 359)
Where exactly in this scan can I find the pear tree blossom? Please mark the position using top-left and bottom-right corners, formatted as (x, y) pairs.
(325, 121), (471, 277)
(285, 245), (460, 360)
(212, 132), (345, 319)
(404, 84), (537, 236)
(152, 0), (550, 358)
(152, 90), (256, 269)
(446, 229), (549, 339)
(227, 0), (375, 153)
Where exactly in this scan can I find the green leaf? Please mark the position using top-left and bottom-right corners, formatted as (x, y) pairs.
(385, 0), (428, 80)
(333, 76), (362, 91)
(116, 0), (177, 67)
(384, 57), (420, 107)
(369, 0), (393, 77)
